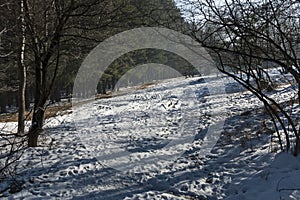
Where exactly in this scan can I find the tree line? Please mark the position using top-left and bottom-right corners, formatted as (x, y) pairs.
(0, 0), (193, 147)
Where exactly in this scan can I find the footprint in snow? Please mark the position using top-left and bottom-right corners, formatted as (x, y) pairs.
(160, 100), (179, 110)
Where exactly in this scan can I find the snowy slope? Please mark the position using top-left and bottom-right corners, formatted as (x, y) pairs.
(1, 73), (300, 199)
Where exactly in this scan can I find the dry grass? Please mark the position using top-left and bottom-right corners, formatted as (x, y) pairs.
(137, 82), (157, 90)
(0, 93), (116, 123)
(95, 93), (112, 100)
(0, 82), (158, 123)
(0, 103), (72, 123)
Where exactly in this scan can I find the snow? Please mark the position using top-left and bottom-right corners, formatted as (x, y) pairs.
(1, 72), (300, 199)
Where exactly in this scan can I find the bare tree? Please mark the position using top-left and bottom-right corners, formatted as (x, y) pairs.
(22, 0), (124, 147)
(181, 0), (300, 155)
(17, 0), (26, 135)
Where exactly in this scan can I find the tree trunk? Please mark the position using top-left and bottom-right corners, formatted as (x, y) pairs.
(25, 89), (30, 110)
(17, 0), (26, 135)
(51, 86), (61, 103)
(294, 136), (300, 156)
(28, 107), (44, 147)
(28, 59), (45, 147)
(102, 80), (106, 94)
(298, 82), (300, 105)
(112, 75), (116, 91)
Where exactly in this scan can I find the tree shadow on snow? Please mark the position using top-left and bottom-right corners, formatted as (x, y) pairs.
(12, 105), (277, 199)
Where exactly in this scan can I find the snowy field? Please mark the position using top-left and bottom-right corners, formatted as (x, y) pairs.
(1, 73), (300, 199)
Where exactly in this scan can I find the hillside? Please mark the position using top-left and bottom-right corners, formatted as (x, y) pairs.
(1, 73), (300, 199)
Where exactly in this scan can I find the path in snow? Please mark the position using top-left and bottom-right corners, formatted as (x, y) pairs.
(1, 74), (299, 199)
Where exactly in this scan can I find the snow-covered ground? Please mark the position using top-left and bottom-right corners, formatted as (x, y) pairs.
(1, 73), (300, 199)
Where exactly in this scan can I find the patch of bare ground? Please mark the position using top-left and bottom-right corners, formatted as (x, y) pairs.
(95, 92), (112, 100)
(136, 82), (157, 90)
(0, 82), (157, 123)
(0, 103), (72, 123)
